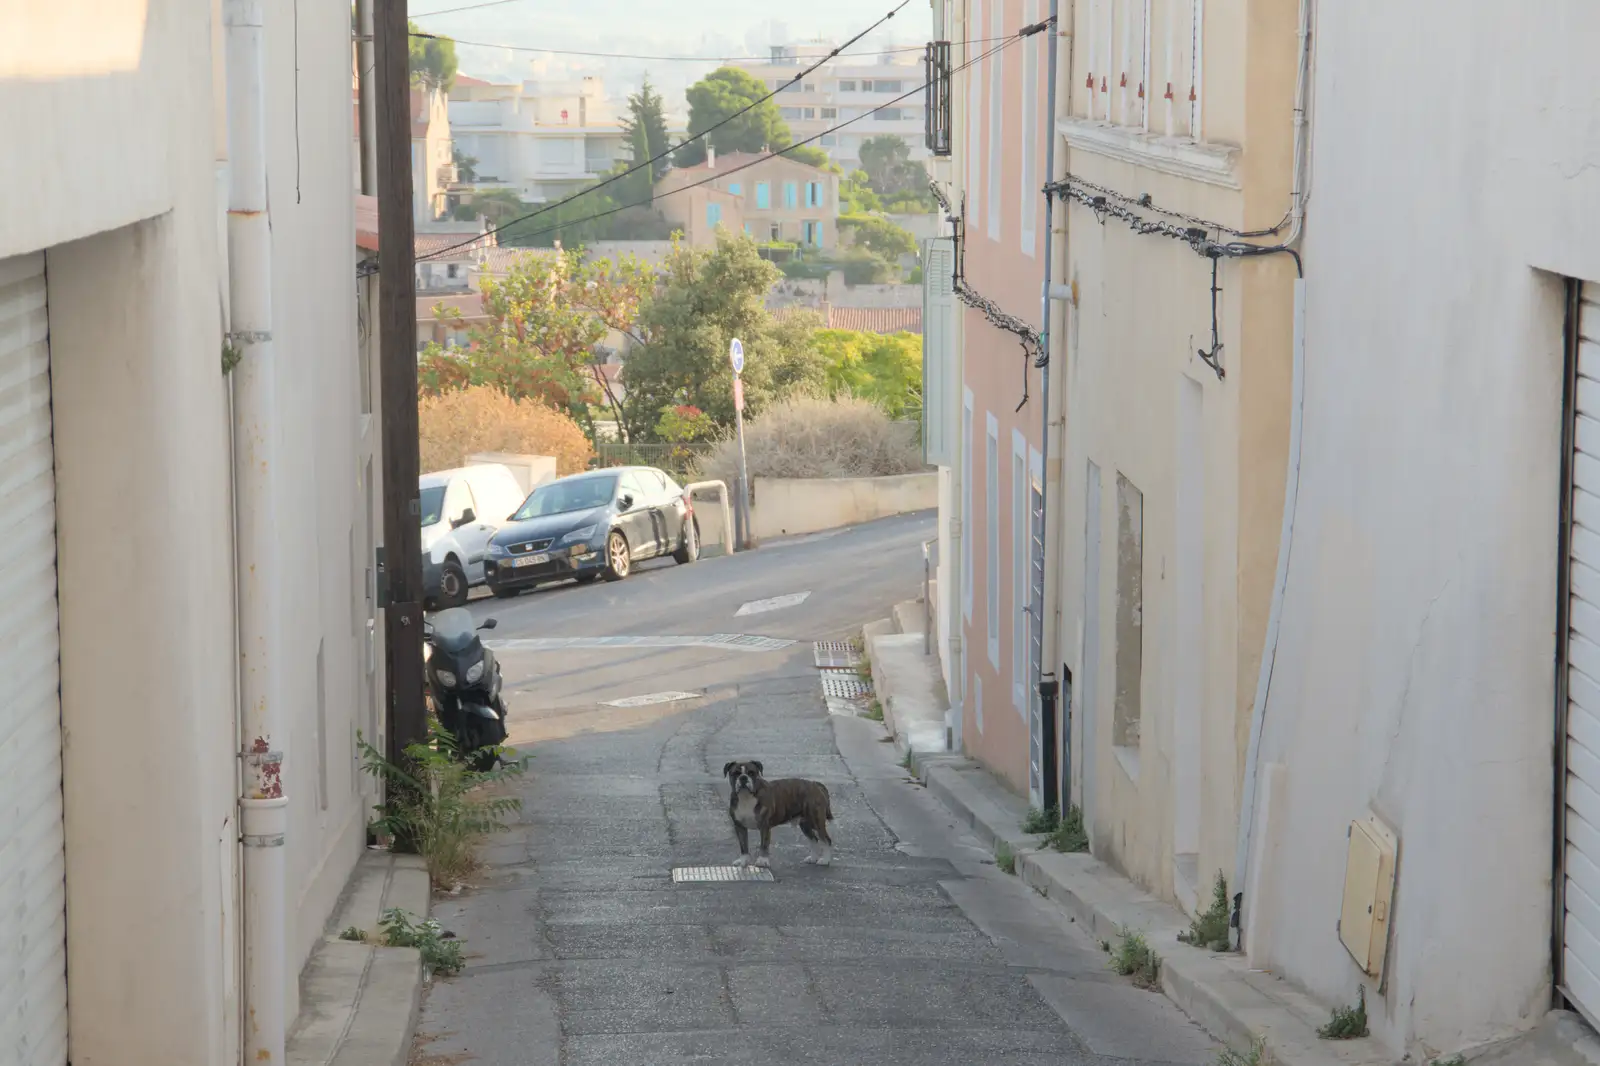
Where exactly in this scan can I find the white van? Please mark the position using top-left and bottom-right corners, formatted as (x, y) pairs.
(419, 463), (529, 608)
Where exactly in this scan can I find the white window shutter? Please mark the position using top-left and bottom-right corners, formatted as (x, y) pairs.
(922, 237), (957, 466)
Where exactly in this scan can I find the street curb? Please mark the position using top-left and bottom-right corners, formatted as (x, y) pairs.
(289, 851), (431, 1066)
(906, 750), (1391, 1066)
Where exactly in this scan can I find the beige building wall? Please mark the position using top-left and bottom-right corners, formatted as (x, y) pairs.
(1240, 2), (1600, 1059)
(656, 153), (839, 250)
(1051, 0), (1298, 914)
(0, 0), (381, 1060)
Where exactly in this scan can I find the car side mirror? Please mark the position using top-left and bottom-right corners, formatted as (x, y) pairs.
(451, 507), (476, 528)
(478, 618), (498, 631)
(619, 494), (634, 511)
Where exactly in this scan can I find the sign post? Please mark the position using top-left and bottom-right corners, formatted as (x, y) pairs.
(730, 338), (752, 551)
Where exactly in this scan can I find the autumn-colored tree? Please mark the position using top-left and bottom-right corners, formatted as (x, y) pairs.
(418, 249), (656, 439)
(809, 328), (923, 420)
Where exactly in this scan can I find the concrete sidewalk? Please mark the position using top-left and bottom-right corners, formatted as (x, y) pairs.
(287, 850), (431, 1066)
(861, 605), (1397, 1066)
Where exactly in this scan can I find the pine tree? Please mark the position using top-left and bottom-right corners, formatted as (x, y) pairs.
(619, 75), (674, 204)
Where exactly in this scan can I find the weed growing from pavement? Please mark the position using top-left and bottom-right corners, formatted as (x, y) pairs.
(1317, 987), (1369, 1039)
(1216, 1037), (1270, 1066)
(379, 908), (464, 977)
(995, 840), (1016, 874)
(899, 748), (915, 772)
(359, 725), (525, 891)
(1022, 806), (1059, 834)
(1430, 1057), (1465, 1066)
(865, 698), (885, 722)
(1110, 926), (1161, 989)
(1049, 806), (1089, 852)
(1179, 871), (1233, 951)
(338, 926), (368, 943)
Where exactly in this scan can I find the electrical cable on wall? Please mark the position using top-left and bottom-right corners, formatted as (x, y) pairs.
(927, 182), (1044, 405)
(1043, 173), (1304, 379)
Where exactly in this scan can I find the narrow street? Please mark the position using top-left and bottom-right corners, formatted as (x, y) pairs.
(414, 513), (1218, 1065)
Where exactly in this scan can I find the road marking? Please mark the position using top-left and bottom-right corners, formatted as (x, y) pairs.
(735, 591), (812, 616)
(486, 633), (796, 653)
(602, 691), (700, 708)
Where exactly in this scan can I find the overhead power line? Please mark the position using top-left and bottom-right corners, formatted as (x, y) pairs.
(415, 0), (915, 263)
(424, 31), (1035, 258)
(410, 32), (1025, 64)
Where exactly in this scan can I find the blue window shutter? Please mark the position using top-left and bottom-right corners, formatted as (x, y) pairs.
(729, 182), (742, 196)
(756, 183), (770, 209)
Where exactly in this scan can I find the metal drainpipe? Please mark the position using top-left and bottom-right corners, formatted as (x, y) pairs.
(1035, 0), (1068, 806)
(225, 0), (288, 1060)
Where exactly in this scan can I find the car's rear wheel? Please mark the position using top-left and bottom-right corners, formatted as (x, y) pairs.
(603, 530), (631, 581)
(438, 559), (469, 608)
(673, 518), (699, 565)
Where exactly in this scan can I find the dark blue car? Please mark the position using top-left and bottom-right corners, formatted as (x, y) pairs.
(483, 466), (699, 598)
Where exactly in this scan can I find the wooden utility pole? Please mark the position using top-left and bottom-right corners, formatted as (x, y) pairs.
(374, 0), (427, 761)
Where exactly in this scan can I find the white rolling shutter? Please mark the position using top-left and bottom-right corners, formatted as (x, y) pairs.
(0, 252), (68, 1066)
(922, 237), (956, 467)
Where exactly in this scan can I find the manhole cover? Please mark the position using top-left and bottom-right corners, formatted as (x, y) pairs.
(820, 673), (873, 700)
(671, 865), (776, 883)
(813, 640), (863, 669)
(603, 691), (699, 707)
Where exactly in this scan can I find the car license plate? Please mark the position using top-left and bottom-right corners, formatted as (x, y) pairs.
(512, 553), (549, 568)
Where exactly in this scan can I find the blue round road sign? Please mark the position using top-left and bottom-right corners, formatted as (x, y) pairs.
(730, 338), (745, 375)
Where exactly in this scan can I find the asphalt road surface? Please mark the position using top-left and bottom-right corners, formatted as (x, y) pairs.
(415, 511), (1219, 1065)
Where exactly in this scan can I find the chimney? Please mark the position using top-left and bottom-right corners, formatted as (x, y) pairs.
(707, 145), (715, 169)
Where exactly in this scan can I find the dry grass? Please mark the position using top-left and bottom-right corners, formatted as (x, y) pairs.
(419, 385), (593, 476)
(695, 394), (924, 483)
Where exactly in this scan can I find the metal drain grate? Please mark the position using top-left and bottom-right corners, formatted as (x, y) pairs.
(813, 640), (864, 669)
(820, 673), (874, 701)
(671, 865), (776, 883)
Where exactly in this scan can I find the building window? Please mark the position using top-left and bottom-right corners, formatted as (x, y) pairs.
(1013, 430), (1029, 711)
(839, 80), (858, 92)
(802, 107), (817, 119)
(1113, 472), (1144, 765)
(728, 182), (742, 196)
(780, 107), (805, 120)
(821, 134), (838, 147)
(803, 220), (824, 247)
(875, 80), (904, 92)
(962, 389), (974, 622)
(986, 413), (1000, 668)
(822, 107), (838, 119)
(988, 0), (1004, 240)
(446, 263), (460, 278)
(784, 182), (798, 208)
(755, 182), (770, 209)
(1020, 0), (1039, 253)
(707, 202), (722, 228)
(967, 0), (984, 234)
(876, 108), (906, 121)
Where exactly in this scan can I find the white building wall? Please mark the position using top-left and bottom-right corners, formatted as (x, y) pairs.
(0, 0), (379, 1060)
(1242, 2), (1600, 1059)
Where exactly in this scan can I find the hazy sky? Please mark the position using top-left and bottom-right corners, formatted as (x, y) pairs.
(411, 0), (934, 117)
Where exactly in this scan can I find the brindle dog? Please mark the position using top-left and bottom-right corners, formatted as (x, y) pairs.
(723, 759), (835, 868)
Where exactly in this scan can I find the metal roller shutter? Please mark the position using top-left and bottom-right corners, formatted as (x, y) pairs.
(0, 252), (68, 1066)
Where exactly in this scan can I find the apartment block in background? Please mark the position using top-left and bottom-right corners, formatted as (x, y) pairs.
(731, 43), (927, 173)
(449, 74), (627, 204)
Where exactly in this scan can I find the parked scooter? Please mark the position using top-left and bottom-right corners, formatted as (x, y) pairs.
(422, 608), (508, 771)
